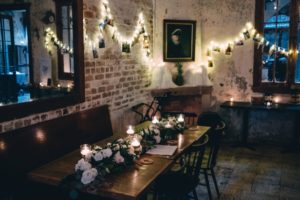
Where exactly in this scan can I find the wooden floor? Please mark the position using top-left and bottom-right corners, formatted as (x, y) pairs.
(195, 144), (300, 200)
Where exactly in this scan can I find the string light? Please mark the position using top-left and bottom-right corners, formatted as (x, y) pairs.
(98, 0), (151, 58)
(205, 22), (299, 67)
(44, 27), (73, 55)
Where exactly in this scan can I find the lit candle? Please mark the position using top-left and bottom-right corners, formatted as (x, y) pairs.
(266, 102), (272, 107)
(274, 97), (279, 104)
(177, 114), (184, 123)
(80, 144), (91, 158)
(230, 97), (234, 102)
(165, 121), (172, 128)
(131, 137), (141, 155)
(152, 116), (159, 124)
(126, 125), (135, 135)
(131, 137), (140, 148)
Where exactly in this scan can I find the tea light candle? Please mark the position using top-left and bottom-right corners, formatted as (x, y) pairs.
(126, 125), (135, 135)
(230, 97), (234, 102)
(177, 114), (184, 123)
(266, 102), (272, 107)
(80, 144), (91, 157)
(165, 121), (172, 128)
(131, 137), (140, 148)
(152, 116), (159, 124)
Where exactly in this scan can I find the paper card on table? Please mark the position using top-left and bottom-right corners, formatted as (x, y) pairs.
(146, 145), (177, 156)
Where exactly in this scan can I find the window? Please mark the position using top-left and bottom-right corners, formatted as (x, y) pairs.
(253, 0), (300, 93)
(56, 0), (74, 80)
(0, 8), (31, 103)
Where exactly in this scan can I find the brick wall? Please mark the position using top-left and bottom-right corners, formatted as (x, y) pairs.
(0, 0), (153, 134)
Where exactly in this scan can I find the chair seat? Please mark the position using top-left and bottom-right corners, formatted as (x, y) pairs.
(155, 172), (199, 196)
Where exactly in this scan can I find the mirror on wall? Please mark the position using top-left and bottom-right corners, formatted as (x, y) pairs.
(0, 0), (84, 121)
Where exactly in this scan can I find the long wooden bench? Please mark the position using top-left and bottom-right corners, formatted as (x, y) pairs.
(0, 105), (113, 199)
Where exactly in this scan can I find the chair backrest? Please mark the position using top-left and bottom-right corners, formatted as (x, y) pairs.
(184, 134), (209, 177)
(197, 112), (226, 168)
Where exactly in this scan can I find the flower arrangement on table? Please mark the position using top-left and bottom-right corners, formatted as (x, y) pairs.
(70, 114), (186, 187)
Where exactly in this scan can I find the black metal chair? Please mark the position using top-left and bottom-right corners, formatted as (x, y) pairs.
(154, 134), (209, 200)
(196, 112), (226, 200)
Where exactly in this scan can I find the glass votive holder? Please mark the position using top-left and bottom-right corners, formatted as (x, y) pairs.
(80, 144), (92, 161)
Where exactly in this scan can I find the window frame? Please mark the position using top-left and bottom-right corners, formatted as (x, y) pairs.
(55, 0), (74, 80)
(253, 0), (299, 93)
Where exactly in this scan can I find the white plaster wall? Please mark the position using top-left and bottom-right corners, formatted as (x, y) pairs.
(153, 0), (202, 66)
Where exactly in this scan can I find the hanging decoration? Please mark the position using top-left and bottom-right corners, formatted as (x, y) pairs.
(98, 0), (151, 56)
(205, 22), (299, 67)
(44, 27), (73, 55)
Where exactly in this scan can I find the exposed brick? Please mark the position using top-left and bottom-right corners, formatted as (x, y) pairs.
(106, 73), (113, 79)
(95, 74), (104, 80)
(98, 87), (106, 92)
(14, 120), (23, 129)
(91, 88), (97, 94)
(120, 77), (126, 82)
(41, 114), (48, 121)
(24, 119), (31, 126)
(85, 61), (95, 67)
(107, 85), (114, 91)
(84, 11), (94, 18)
(85, 75), (94, 81)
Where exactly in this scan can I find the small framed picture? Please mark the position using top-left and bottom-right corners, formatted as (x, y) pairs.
(163, 19), (196, 62)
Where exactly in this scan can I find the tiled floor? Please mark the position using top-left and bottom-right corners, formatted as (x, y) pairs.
(196, 144), (300, 200)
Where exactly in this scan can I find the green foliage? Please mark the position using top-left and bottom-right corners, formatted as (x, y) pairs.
(174, 62), (184, 86)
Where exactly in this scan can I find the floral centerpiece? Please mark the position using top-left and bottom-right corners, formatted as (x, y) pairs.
(67, 115), (186, 187)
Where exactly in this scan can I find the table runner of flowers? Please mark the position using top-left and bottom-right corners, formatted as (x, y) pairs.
(60, 116), (185, 192)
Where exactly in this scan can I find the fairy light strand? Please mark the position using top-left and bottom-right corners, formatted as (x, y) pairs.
(205, 22), (299, 67)
(44, 27), (73, 55)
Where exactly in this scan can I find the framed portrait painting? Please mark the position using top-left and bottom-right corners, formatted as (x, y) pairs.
(163, 19), (196, 62)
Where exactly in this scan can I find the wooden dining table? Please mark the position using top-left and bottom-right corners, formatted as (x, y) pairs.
(28, 125), (210, 200)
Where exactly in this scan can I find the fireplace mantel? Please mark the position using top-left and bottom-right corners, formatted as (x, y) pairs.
(149, 86), (212, 97)
(148, 86), (213, 116)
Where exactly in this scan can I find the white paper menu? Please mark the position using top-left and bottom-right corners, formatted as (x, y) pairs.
(146, 145), (177, 156)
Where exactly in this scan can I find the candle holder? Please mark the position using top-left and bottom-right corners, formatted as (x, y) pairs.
(80, 144), (92, 161)
(177, 114), (185, 127)
(152, 116), (159, 124)
(131, 137), (142, 156)
(126, 125), (135, 140)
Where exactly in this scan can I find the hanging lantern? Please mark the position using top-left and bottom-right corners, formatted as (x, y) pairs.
(234, 38), (244, 46)
(225, 43), (233, 55)
(243, 29), (251, 40)
(208, 57), (214, 67)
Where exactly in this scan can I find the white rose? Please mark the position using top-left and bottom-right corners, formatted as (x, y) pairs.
(139, 131), (144, 136)
(81, 168), (98, 185)
(113, 151), (124, 164)
(75, 158), (92, 171)
(154, 135), (161, 144)
(117, 138), (124, 143)
(153, 129), (160, 135)
(128, 146), (135, 155)
(93, 151), (104, 161)
(101, 148), (113, 158)
(113, 144), (120, 151)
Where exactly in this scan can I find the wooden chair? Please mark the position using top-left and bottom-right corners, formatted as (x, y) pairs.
(196, 112), (226, 200)
(154, 134), (209, 200)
